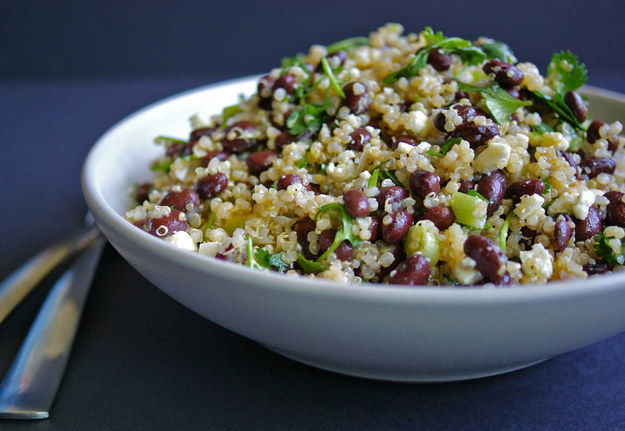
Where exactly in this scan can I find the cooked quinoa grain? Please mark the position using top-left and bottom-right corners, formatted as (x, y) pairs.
(126, 24), (625, 286)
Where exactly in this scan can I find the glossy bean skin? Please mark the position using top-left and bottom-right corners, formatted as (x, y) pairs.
(553, 214), (574, 252)
(382, 209), (413, 244)
(458, 179), (475, 193)
(222, 121), (257, 153)
(188, 127), (214, 147)
(367, 214), (381, 242)
(434, 104), (478, 132)
(318, 229), (354, 261)
(410, 169), (441, 199)
(605, 191), (625, 227)
(343, 81), (370, 114)
(579, 157), (616, 178)
(476, 170), (507, 215)
(389, 253), (431, 285)
(418, 206), (456, 230)
(276, 174), (302, 191)
(134, 183), (151, 203)
(584, 262), (610, 276)
(463, 235), (507, 284)
(377, 186), (408, 210)
(505, 178), (545, 202)
(391, 135), (418, 150)
(564, 90), (587, 123)
(586, 120), (605, 143)
(160, 188), (201, 212)
(246, 150), (277, 175)
(275, 130), (299, 150)
(427, 48), (451, 71)
(200, 151), (229, 167)
(343, 190), (370, 218)
(196, 172), (228, 199)
(295, 218), (317, 260)
(149, 209), (188, 238)
(482, 59), (524, 88)
(450, 121), (500, 148)
(273, 74), (297, 94)
(575, 206), (602, 241)
(348, 127), (371, 151)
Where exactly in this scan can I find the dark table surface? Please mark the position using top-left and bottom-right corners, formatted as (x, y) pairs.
(1, 73), (625, 431)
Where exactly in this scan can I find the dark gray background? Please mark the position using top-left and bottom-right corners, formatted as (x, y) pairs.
(2, 0), (624, 83)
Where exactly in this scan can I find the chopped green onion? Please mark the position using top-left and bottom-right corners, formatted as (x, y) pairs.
(405, 220), (440, 265)
(321, 57), (345, 98)
(499, 211), (514, 253)
(450, 191), (488, 229)
(368, 167), (380, 188)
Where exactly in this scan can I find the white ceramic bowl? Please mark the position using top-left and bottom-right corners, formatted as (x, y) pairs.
(82, 76), (625, 382)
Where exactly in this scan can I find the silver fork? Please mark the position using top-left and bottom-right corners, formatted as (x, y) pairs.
(0, 217), (103, 419)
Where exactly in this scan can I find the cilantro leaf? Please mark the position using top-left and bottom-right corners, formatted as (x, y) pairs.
(287, 98), (331, 135)
(384, 28), (486, 84)
(367, 165), (401, 187)
(594, 231), (625, 268)
(548, 50), (588, 93)
(314, 203), (362, 262)
(530, 90), (583, 130)
(296, 253), (328, 274)
(427, 136), (462, 157)
(326, 36), (369, 54)
(478, 40), (517, 64)
(457, 82), (531, 124)
(255, 248), (290, 272)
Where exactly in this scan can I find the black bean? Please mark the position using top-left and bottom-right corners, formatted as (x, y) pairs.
(506, 87), (520, 99)
(410, 169), (441, 199)
(348, 127), (371, 151)
(276, 174), (302, 191)
(200, 151), (229, 167)
(196, 173), (228, 199)
(505, 178), (545, 202)
(458, 179), (475, 193)
(343, 81), (370, 114)
(257, 74), (276, 98)
(166, 142), (193, 158)
(584, 262), (610, 276)
(434, 104), (478, 133)
(246, 150), (277, 175)
(605, 191), (625, 227)
(275, 130), (298, 150)
(427, 48), (451, 71)
(575, 206), (602, 241)
(343, 190), (370, 218)
(451, 121), (500, 148)
(377, 186), (408, 210)
(482, 59), (524, 88)
(476, 170), (507, 215)
(579, 157), (616, 178)
(418, 206), (456, 230)
(305, 183), (321, 194)
(586, 120), (605, 143)
(222, 121), (257, 153)
(382, 209), (413, 244)
(134, 183), (151, 203)
(318, 229), (353, 261)
(564, 90), (587, 123)
(188, 127), (214, 147)
(368, 214), (381, 242)
(391, 135), (418, 150)
(553, 214), (574, 252)
(463, 235), (507, 284)
(295, 218), (317, 260)
(149, 209), (188, 238)
(160, 188), (201, 212)
(273, 74), (297, 94)
(389, 253), (431, 285)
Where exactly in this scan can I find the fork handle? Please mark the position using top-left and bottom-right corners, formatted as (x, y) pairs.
(0, 238), (105, 419)
(0, 228), (100, 326)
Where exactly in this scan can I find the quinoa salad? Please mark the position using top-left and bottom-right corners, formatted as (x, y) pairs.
(125, 24), (625, 286)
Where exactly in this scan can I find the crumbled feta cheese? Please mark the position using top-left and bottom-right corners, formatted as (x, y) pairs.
(198, 241), (220, 257)
(473, 138), (511, 173)
(520, 243), (553, 283)
(405, 110), (429, 135)
(165, 231), (197, 252)
(572, 189), (596, 220)
(513, 194), (545, 229)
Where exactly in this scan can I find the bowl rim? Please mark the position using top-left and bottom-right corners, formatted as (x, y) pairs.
(81, 75), (625, 303)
